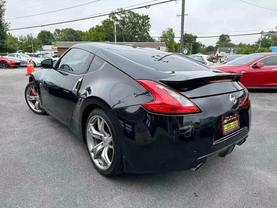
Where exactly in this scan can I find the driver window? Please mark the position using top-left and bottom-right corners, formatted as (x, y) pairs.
(58, 48), (93, 74)
(260, 56), (277, 66)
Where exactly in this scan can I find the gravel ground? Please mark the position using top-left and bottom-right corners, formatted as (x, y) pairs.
(0, 68), (276, 208)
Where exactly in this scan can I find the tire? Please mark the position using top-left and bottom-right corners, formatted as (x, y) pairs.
(85, 109), (123, 177)
(0, 61), (8, 68)
(24, 82), (47, 115)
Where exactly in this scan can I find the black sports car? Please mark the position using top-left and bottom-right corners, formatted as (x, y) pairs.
(25, 43), (251, 176)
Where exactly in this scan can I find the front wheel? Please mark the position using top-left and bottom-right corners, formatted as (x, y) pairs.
(25, 82), (46, 115)
(85, 109), (123, 177)
(0, 61), (8, 68)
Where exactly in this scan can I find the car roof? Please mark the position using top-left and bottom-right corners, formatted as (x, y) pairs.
(73, 43), (173, 80)
(74, 42), (169, 56)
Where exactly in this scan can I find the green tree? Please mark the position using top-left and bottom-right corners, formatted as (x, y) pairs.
(83, 19), (114, 41)
(37, 30), (54, 45)
(237, 43), (270, 54)
(206, 45), (216, 53)
(257, 31), (277, 48)
(0, 0), (8, 52)
(216, 34), (234, 47)
(18, 34), (42, 52)
(54, 28), (84, 41)
(84, 9), (153, 42)
(160, 28), (178, 52)
(109, 9), (153, 42)
(6, 33), (18, 52)
(182, 33), (202, 54)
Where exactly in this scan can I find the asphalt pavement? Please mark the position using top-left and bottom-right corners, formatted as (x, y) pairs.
(0, 68), (276, 208)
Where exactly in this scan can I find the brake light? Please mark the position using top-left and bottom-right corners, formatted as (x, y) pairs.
(137, 80), (200, 114)
(240, 89), (250, 109)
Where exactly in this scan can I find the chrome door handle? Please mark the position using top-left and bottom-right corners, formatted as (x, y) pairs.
(73, 78), (83, 93)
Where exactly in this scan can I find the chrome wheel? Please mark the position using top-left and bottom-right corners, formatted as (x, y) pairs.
(26, 84), (43, 113)
(86, 115), (114, 170)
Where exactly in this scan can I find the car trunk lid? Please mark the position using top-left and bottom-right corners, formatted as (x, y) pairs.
(159, 71), (243, 98)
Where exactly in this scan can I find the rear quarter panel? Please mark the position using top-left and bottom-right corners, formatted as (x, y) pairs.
(71, 61), (153, 140)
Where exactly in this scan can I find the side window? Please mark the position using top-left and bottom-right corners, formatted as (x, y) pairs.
(260, 56), (277, 66)
(58, 48), (93, 74)
(89, 56), (106, 72)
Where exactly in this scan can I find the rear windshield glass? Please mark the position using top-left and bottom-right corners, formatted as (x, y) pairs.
(111, 48), (209, 72)
(227, 53), (266, 65)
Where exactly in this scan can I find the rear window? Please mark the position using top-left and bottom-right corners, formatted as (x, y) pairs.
(111, 48), (209, 72)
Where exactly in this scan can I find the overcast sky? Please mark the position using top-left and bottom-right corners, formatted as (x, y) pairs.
(5, 0), (277, 45)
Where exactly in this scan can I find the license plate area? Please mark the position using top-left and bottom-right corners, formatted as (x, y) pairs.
(222, 113), (240, 136)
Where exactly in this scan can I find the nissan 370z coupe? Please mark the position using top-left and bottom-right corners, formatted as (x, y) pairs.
(24, 43), (251, 176)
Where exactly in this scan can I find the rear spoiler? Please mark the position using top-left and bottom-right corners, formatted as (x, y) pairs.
(160, 73), (241, 90)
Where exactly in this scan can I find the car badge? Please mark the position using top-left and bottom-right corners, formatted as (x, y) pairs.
(229, 94), (237, 105)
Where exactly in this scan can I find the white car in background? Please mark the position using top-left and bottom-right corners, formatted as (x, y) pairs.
(4, 53), (43, 67)
(189, 54), (213, 66)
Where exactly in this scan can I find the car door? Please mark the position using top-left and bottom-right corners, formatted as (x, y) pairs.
(39, 48), (94, 125)
(242, 55), (277, 87)
(258, 55), (277, 87)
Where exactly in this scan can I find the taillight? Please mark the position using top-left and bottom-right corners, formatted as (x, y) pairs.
(137, 80), (200, 114)
(240, 88), (250, 109)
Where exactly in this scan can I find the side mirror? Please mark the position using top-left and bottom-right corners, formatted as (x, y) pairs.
(41, 58), (53, 69)
(252, 62), (264, 69)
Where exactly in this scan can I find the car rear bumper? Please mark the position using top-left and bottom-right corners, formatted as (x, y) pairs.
(121, 125), (248, 173)
(114, 100), (250, 173)
(197, 127), (248, 160)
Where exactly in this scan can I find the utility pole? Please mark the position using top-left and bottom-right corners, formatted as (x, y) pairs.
(180, 0), (185, 53)
(114, 21), (117, 44)
(258, 30), (264, 50)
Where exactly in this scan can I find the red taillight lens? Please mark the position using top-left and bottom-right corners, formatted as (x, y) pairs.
(137, 80), (200, 114)
(240, 88), (250, 109)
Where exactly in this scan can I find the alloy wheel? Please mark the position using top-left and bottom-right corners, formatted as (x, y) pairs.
(86, 115), (114, 170)
(26, 84), (43, 113)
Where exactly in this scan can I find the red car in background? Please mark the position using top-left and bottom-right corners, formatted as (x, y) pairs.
(0, 56), (21, 68)
(215, 53), (277, 88)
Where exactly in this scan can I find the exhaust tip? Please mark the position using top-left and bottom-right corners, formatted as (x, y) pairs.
(191, 162), (204, 171)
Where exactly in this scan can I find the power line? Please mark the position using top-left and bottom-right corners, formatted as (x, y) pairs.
(197, 32), (262, 38)
(5, 0), (101, 20)
(8, 0), (175, 31)
(237, 0), (277, 12)
(153, 31), (277, 39)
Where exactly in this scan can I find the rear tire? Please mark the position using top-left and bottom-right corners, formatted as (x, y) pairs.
(85, 109), (123, 177)
(25, 82), (47, 115)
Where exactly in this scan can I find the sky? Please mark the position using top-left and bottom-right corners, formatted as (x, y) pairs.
(4, 0), (277, 46)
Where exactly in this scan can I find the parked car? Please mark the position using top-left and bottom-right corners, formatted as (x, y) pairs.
(221, 54), (245, 64)
(0, 56), (20, 68)
(24, 43), (251, 176)
(215, 53), (277, 88)
(5, 53), (43, 67)
(189, 54), (213, 65)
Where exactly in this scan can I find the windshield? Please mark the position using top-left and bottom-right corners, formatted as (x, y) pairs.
(20, 54), (31, 58)
(227, 53), (266, 65)
(190, 55), (204, 62)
